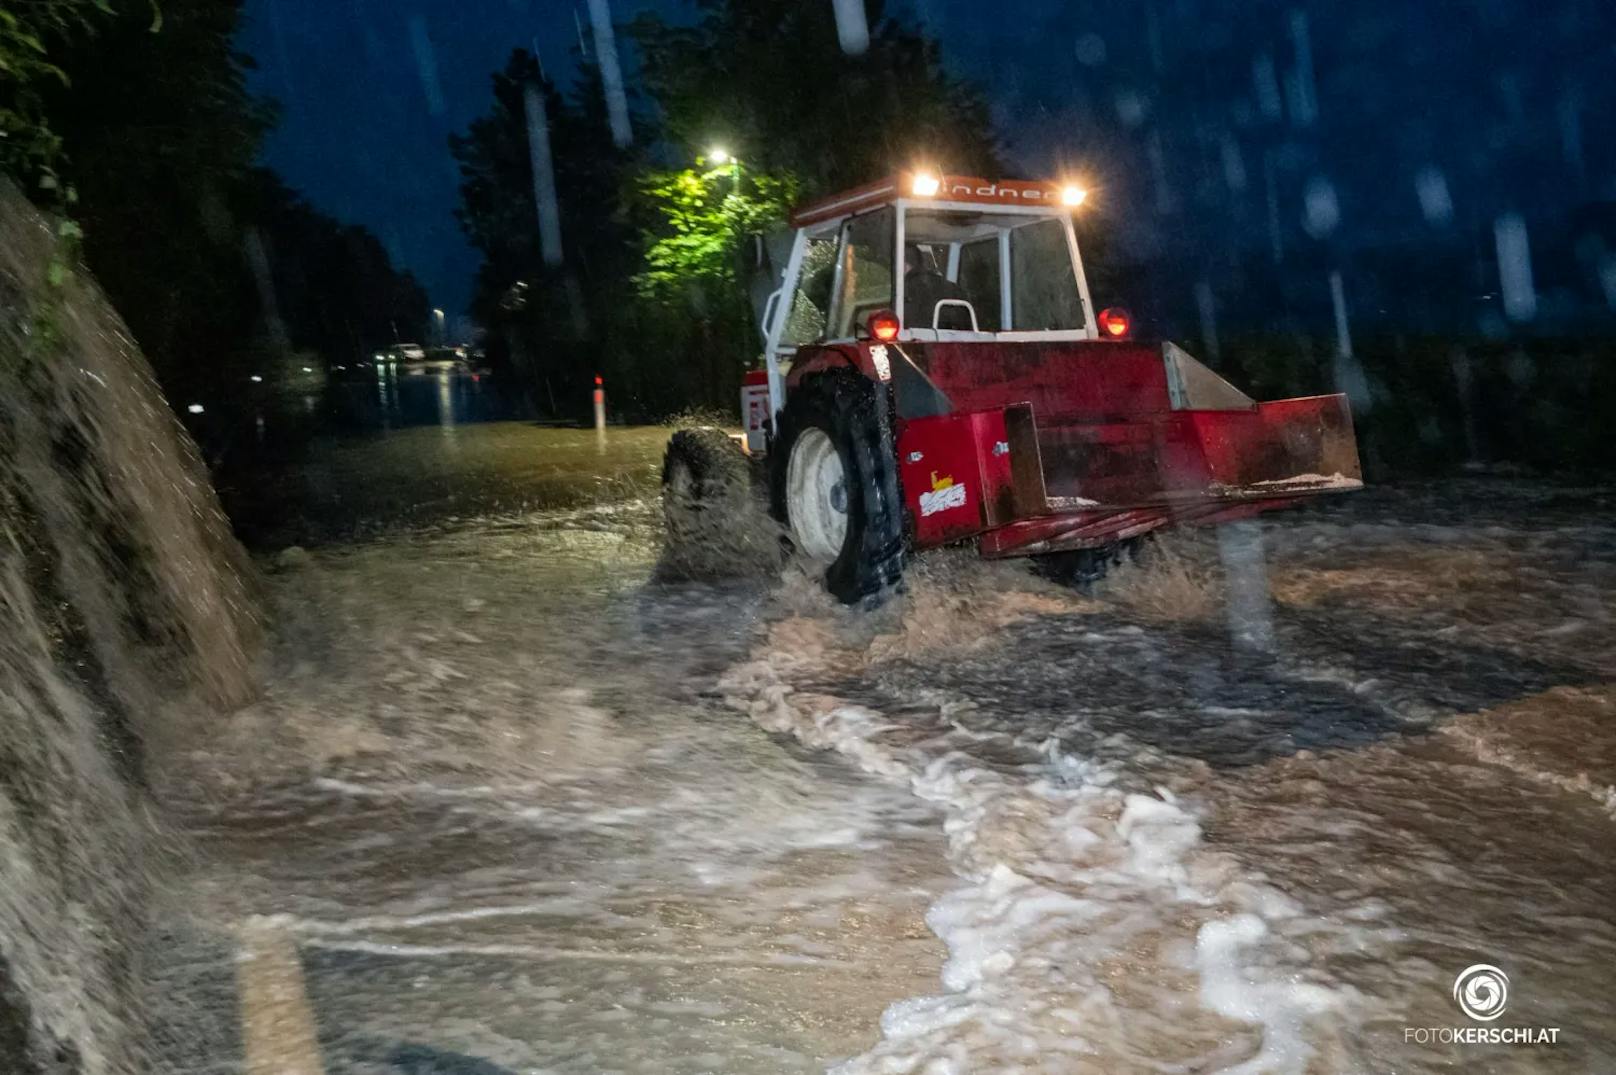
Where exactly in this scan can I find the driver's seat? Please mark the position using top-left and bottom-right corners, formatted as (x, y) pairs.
(904, 271), (973, 330)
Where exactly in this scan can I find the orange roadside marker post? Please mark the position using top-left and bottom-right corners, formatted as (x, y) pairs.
(593, 374), (606, 444)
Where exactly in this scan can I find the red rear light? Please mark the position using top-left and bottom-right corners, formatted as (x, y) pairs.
(1098, 307), (1131, 339)
(867, 309), (900, 341)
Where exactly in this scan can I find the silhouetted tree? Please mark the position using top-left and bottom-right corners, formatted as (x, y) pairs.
(629, 0), (1003, 194)
(41, 0), (269, 397)
(24, 0), (423, 413)
(242, 170), (430, 364)
(451, 49), (639, 411)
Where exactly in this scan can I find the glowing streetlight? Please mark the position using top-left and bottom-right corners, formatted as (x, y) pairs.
(911, 173), (941, 197)
(1062, 185), (1088, 207)
(708, 147), (731, 165)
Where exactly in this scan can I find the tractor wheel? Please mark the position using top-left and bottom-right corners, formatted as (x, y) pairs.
(660, 427), (762, 577)
(1033, 544), (1124, 590)
(1033, 534), (1152, 591)
(769, 372), (905, 605)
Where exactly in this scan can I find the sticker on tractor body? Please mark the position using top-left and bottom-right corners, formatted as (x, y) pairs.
(919, 472), (968, 517)
(869, 344), (892, 382)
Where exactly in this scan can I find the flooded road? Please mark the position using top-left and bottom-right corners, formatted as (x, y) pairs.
(156, 442), (949, 1072)
(153, 422), (1615, 1073)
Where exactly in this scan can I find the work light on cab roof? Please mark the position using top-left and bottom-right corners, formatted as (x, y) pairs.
(661, 172), (1364, 606)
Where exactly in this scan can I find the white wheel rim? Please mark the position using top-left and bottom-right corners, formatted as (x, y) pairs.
(786, 428), (849, 562)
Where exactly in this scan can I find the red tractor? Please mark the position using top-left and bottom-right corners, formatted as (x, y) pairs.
(663, 172), (1362, 604)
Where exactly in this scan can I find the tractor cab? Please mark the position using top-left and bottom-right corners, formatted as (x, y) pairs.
(759, 173), (1116, 420)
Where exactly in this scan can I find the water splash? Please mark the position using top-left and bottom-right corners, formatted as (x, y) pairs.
(585, 0), (632, 148)
(1303, 176), (1340, 238)
(831, 0), (871, 56)
(0, 180), (259, 1072)
(1415, 166), (1454, 225)
(1328, 270), (1371, 413)
(1494, 212), (1538, 323)
(406, 13), (445, 117)
(522, 83), (564, 268)
(1285, 9), (1318, 126)
(1217, 521), (1275, 652)
(1074, 33), (1106, 67)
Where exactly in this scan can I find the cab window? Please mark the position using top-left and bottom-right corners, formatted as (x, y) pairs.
(780, 234), (838, 346)
(955, 237), (1002, 331)
(827, 208), (895, 339)
(1009, 218), (1085, 330)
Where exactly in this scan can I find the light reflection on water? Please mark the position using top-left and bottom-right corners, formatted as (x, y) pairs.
(346, 361), (513, 431)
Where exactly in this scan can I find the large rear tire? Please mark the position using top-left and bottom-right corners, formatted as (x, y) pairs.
(769, 372), (905, 605)
(660, 428), (760, 577)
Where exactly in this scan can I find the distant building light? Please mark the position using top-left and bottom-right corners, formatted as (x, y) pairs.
(186, 403), (205, 414)
(249, 374), (263, 383)
(301, 366), (314, 373)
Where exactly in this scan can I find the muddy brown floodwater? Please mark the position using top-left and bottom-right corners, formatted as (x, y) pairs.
(151, 422), (1614, 1073)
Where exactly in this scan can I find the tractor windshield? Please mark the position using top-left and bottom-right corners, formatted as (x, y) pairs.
(902, 209), (1089, 337)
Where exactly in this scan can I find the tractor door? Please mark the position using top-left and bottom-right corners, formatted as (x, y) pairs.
(758, 224), (838, 422)
(758, 209), (893, 423)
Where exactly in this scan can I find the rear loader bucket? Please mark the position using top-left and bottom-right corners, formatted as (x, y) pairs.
(985, 392), (1361, 558)
(890, 338), (1362, 558)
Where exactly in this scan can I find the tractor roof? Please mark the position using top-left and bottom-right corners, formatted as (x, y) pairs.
(789, 173), (1084, 228)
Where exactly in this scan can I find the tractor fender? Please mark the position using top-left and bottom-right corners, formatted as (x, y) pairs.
(785, 343), (868, 389)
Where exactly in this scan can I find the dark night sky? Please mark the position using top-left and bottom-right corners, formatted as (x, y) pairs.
(238, 0), (667, 320)
(238, 1), (1614, 326)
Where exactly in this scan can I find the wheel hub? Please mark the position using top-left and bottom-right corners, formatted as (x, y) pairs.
(785, 428), (849, 562)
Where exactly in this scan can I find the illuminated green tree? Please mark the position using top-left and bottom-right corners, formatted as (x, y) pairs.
(632, 161), (797, 312)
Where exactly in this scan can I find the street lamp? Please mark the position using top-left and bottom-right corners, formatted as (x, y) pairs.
(704, 147), (741, 191)
(433, 307), (446, 345)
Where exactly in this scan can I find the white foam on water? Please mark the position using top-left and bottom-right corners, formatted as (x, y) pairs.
(721, 618), (1360, 1072)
